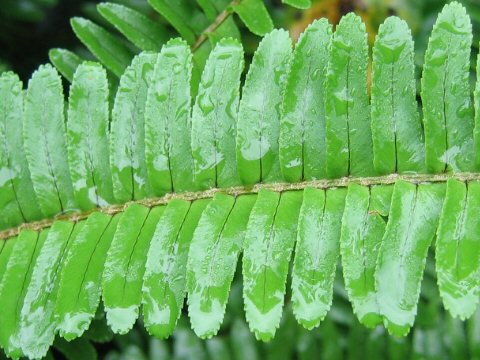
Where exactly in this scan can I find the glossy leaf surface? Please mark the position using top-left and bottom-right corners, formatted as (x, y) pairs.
(102, 204), (164, 334)
(236, 30), (292, 185)
(110, 52), (156, 202)
(435, 179), (480, 319)
(24, 65), (76, 216)
(325, 13), (373, 177)
(67, 62), (114, 210)
(292, 187), (346, 329)
(371, 16), (425, 174)
(55, 212), (120, 340)
(142, 199), (210, 338)
(0, 72), (42, 229)
(243, 190), (303, 341)
(187, 193), (256, 338)
(376, 181), (445, 336)
(279, 19), (332, 182)
(340, 183), (391, 327)
(191, 38), (243, 189)
(0, 230), (47, 358)
(421, 3), (474, 172)
(19, 221), (83, 359)
(144, 38), (194, 195)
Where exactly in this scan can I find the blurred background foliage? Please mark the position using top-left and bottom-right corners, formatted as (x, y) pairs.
(0, 0), (478, 84)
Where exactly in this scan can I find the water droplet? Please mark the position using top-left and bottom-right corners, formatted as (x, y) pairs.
(217, 52), (232, 60)
(333, 88), (352, 116)
(141, 62), (154, 82)
(198, 93), (214, 116)
(310, 68), (321, 81)
(173, 63), (183, 74)
(335, 38), (353, 52)
(377, 38), (406, 63)
(429, 48), (448, 66)
(155, 91), (168, 102)
(273, 65), (286, 87)
(438, 18), (469, 35)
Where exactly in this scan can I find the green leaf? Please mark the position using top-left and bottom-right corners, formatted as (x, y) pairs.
(196, 0), (219, 20)
(67, 62), (115, 210)
(231, 0), (273, 36)
(97, 3), (170, 51)
(0, 229), (47, 358)
(236, 30), (292, 185)
(291, 187), (346, 329)
(191, 38), (244, 189)
(0, 237), (15, 281)
(195, 0), (240, 46)
(207, 18), (241, 47)
(371, 16), (425, 174)
(102, 204), (164, 334)
(191, 41), (210, 99)
(141, 199), (189, 337)
(147, 0), (209, 44)
(24, 64), (77, 217)
(243, 190), (303, 341)
(71, 17), (133, 77)
(435, 179), (480, 319)
(110, 52), (156, 202)
(53, 337), (98, 360)
(340, 183), (390, 327)
(370, 185), (394, 216)
(282, 0), (311, 9)
(18, 221), (84, 359)
(421, 2), (474, 172)
(144, 39), (194, 195)
(475, 39), (480, 170)
(142, 199), (209, 338)
(48, 48), (83, 82)
(0, 72), (43, 228)
(55, 212), (120, 340)
(187, 193), (256, 338)
(376, 181), (445, 336)
(279, 19), (332, 182)
(325, 13), (373, 178)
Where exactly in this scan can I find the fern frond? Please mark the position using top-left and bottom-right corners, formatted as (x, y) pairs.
(0, 3), (480, 359)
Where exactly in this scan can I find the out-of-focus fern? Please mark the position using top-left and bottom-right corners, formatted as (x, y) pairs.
(48, 0), (311, 93)
(0, 0), (57, 22)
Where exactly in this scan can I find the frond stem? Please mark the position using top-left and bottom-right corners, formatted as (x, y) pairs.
(191, 0), (240, 52)
(1, 171), (479, 240)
